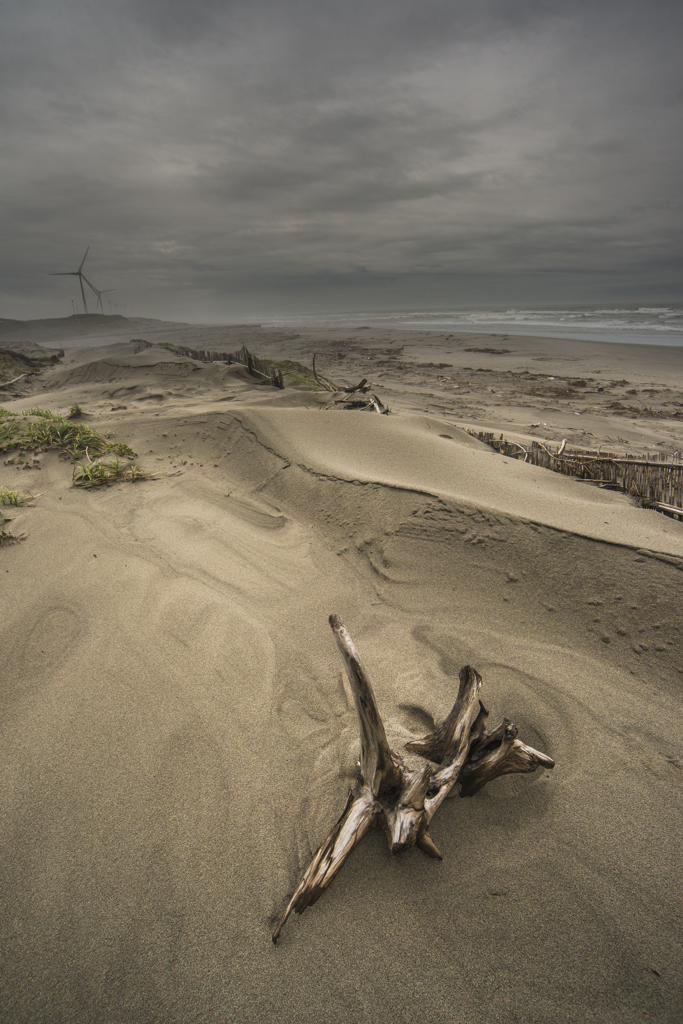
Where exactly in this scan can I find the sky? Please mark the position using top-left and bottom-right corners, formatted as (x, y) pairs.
(2, 0), (682, 322)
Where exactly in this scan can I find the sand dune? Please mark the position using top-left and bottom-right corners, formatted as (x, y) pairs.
(1, 324), (682, 1023)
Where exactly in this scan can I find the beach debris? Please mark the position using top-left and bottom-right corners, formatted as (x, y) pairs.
(330, 394), (388, 413)
(272, 615), (554, 942)
(311, 355), (387, 412)
(339, 377), (370, 395)
(0, 514), (25, 546)
(0, 372), (29, 389)
(310, 352), (388, 412)
(463, 347), (512, 355)
(0, 527), (23, 546)
(323, 392), (389, 414)
(312, 354), (339, 392)
(0, 346), (63, 388)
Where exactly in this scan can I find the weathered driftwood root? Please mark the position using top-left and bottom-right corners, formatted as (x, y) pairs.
(312, 354), (387, 411)
(323, 392), (389, 414)
(272, 615), (555, 943)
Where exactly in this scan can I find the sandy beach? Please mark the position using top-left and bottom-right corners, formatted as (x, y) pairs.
(1, 316), (682, 1023)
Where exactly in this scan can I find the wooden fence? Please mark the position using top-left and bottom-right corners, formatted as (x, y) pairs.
(471, 431), (683, 517)
(160, 343), (284, 388)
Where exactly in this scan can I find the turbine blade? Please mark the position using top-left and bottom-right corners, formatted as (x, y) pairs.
(79, 273), (88, 314)
(50, 272), (78, 276)
(78, 246), (91, 273)
(82, 274), (101, 297)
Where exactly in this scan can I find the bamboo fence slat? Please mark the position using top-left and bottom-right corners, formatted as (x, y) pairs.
(470, 431), (683, 515)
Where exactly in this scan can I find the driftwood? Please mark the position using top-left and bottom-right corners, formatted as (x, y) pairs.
(312, 354), (339, 392)
(273, 615), (554, 942)
(311, 355), (377, 402)
(340, 377), (370, 395)
(323, 392), (389, 414)
(0, 373), (28, 389)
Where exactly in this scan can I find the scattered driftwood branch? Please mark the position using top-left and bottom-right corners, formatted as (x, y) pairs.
(272, 616), (554, 942)
(492, 439), (530, 461)
(312, 354), (339, 392)
(0, 372), (28, 389)
(340, 377), (370, 394)
(367, 393), (388, 415)
(323, 392), (389, 414)
(311, 356), (375, 400)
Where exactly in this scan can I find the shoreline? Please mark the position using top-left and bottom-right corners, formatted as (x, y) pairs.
(3, 310), (683, 351)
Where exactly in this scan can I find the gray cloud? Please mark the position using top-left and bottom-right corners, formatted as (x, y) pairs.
(2, 0), (682, 319)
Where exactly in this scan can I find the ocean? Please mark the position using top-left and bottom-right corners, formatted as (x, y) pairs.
(260, 307), (683, 346)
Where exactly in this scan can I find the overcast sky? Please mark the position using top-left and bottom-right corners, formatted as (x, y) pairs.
(2, 0), (682, 321)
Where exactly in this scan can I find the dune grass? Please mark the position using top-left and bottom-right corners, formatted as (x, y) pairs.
(0, 409), (137, 460)
(0, 487), (35, 506)
(72, 459), (147, 488)
(22, 407), (63, 420)
(1, 408), (146, 497)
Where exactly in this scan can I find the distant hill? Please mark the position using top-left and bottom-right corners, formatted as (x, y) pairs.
(0, 315), (299, 352)
(0, 314), (152, 347)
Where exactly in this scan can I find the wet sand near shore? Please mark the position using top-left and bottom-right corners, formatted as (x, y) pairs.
(1, 317), (682, 1023)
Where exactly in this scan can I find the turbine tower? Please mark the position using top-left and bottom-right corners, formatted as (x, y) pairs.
(50, 246), (104, 314)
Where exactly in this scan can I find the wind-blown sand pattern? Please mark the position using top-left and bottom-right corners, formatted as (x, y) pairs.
(1, 319), (682, 1023)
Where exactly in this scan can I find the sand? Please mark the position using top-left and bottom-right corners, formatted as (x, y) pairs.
(1, 318), (682, 1023)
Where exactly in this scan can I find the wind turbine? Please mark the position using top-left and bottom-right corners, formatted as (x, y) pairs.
(50, 246), (103, 314)
(83, 278), (115, 313)
(94, 288), (116, 313)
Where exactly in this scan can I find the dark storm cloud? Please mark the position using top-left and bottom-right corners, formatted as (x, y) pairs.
(2, 0), (682, 318)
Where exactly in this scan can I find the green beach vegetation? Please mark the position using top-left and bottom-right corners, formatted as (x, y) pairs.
(2, 405), (146, 502)
(1, 407), (148, 549)
(261, 358), (321, 389)
(1, 407), (137, 461)
(0, 486), (35, 506)
(72, 458), (147, 488)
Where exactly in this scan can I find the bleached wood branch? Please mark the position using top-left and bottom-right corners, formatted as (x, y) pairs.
(0, 372), (28, 388)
